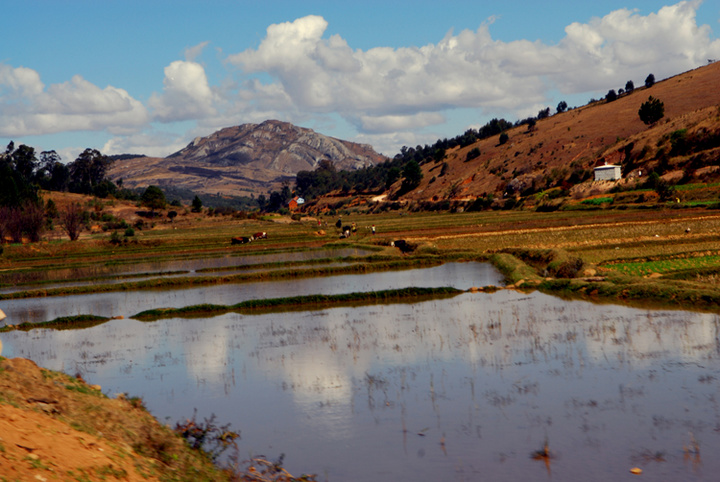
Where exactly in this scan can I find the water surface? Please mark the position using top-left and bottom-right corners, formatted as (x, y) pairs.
(0, 247), (374, 293)
(2, 284), (719, 481)
(1, 262), (499, 324)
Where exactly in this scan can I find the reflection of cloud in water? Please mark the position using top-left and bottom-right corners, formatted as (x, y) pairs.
(4, 287), (720, 479)
(3, 290), (718, 409)
(177, 319), (231, 384)
(228, 291), (720, 410)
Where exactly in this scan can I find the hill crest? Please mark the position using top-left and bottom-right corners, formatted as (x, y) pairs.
(392, 61), (720, 206)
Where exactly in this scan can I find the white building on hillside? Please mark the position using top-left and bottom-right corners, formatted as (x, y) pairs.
(594, 164), (622, 181)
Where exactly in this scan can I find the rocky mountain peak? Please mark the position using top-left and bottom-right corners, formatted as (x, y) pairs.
(107, 120), (386, 199)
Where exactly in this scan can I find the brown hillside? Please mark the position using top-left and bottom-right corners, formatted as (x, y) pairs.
(0, 356), (230, 481)
(400, 61), (720, 203)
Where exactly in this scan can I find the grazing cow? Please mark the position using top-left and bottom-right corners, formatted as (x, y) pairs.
(392, 240), (414, 253)
(231, 236), (252, 245)
(252, 231), (267, 240)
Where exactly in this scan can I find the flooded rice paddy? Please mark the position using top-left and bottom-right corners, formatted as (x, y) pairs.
(1, 262), (497, 324)
(0, 247), (373, 293)
(2, 263), (720, 481)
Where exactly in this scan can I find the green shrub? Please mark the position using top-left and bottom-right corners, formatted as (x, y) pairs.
(581, 197), (613, 205)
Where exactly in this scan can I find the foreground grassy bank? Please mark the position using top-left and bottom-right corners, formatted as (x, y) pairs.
(0, 356), (234, 481)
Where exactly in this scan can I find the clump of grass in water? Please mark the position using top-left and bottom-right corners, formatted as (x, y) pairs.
(0, 314), (110, 332)
(132, 287), (464, 321)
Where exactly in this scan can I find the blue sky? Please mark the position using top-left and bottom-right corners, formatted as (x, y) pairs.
(2, 0), (720, 162)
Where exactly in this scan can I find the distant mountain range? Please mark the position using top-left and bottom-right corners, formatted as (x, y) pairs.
(106, 119), (386, 199)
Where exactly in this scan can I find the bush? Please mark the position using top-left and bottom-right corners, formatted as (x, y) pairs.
(638, 96), (664, 125)
(124, 227), (135, 237)
(465, 148), (481, 162)
(553, 257), (585, 278)
(60, 203), (84, 241)
(175, 410), (239, 461)
(109, 231), (123, 245)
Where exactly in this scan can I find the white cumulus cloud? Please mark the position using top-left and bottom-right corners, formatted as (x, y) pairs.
(149, 60), (217, 122)
(3, 1), (720, 158)
(0, 64), (148, 137)
(226, 1), (720, 137)
(102, 131), (187, 158)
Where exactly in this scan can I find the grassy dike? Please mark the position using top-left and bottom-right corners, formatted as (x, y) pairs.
(132, 287), (465, 321)
(0, 314), (111, 332)
(494, 247), (720, 313)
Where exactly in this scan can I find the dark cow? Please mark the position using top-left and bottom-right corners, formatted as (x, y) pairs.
(252, 232), (267, 240)
(391, 239), (414, 253)
(231, 236), (252, 245)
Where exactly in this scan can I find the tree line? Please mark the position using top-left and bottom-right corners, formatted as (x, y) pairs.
(0, 142), (143, 243)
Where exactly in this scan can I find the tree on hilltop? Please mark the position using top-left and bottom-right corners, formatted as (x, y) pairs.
(537, 107), (551, 119)
(645, 73), (655, 88)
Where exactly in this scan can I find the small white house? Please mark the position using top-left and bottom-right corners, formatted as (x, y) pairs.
(594, 164), (622, 181)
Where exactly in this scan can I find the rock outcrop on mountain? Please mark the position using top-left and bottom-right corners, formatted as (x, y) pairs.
(107, 120), (386, 198)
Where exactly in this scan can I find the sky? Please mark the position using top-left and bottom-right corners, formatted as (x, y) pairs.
(2, 0), (720, 163)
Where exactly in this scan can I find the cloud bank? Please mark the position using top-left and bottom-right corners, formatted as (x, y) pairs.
(1, 1), (719, 157)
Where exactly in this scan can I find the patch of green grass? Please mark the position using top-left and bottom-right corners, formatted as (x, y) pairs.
(63, 383), (105, 397)
(26, 455), (51, 470)
(95, 464), (129, 478)
(675, 181), (720, 191)
(581, 197), (613, 205)
(489, 252), (543, 284)
(608, 255), (720, 276)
